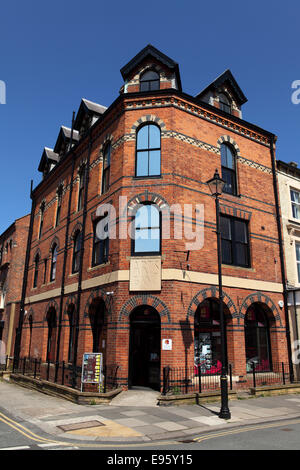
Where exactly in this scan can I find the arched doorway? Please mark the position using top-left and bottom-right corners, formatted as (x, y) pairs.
(46, 308), (57, 363)
(245, 303), (272, 372)
(129, 306), (161, 391)
(194, 298), (230, 374)
(88, 298), (107, 365)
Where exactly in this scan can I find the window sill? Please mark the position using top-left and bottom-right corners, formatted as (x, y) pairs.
(88, 261), (110, 272)
(222, 264), (255, 272)
(69, 272), (79, 278)
(132, 175), (162, 180)
(222, 193), (242, 200)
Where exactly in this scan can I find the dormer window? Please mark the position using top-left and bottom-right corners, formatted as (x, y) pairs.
(219, 93), (231, 114)
(140, 70), (160, 92)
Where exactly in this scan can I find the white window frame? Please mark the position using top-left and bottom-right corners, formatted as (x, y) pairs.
(291, 188), (300, 220)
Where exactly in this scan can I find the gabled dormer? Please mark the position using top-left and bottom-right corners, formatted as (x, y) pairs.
(38, 147), (60, 179)
(74, 98), (107, 138)
(54, 126), (79, 157)
(195, 69), (247, 119)
(120, 44), (182, 94)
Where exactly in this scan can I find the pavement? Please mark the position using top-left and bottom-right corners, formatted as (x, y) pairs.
(1, 379), (300, 444)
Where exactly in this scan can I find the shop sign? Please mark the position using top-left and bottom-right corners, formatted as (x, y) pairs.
(162, 339), (172, 350)
(81, 352), (103, 392)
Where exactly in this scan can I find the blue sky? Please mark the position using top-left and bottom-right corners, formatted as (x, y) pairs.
(0, 0), (299, 234)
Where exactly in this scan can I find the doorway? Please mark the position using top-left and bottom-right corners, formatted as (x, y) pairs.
(129, 306), (161, 391)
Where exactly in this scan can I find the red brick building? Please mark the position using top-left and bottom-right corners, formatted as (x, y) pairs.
(17, 45), (291, 391)
(0, 215), (30, 366)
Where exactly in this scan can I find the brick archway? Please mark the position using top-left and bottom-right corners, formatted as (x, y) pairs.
(187, 286), (238, 320)
(25, 307), (35, 323)
(130, 115), (166, 134)
(83, 288), (112, 319)
(125, 191), (169, 217)
(239, 291), (282, 326)
(217, 135), (241, 157)
(63, 294), (77, 316)
(44, 299), (58, 321)
(119, 295), (171, 323)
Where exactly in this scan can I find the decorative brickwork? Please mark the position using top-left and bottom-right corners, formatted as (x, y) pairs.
(119, 295), (171, 322)
(239, 291), (282, 326)
(187, 287), (238, 320)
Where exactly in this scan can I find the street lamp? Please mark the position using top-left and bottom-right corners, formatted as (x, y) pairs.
(206, 169), (231, 420)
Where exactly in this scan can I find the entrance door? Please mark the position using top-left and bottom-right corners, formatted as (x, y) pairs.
(129, 306), (161, 391)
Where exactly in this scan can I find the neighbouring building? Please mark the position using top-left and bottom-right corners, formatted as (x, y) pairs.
(277, 160), (300, 378)
(0, 214), (30, 366)
(17, 44), (292, 391)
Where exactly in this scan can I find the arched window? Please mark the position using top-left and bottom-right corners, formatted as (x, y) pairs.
(102, 143), (111, 194)
(221, 143), (237, 195)
(46, 308), (56, 363)
(72, 231), (81, 274)
(77, 166), (85, 211)
(133, 204), (161, 255)
(194, 299), (227, 374)
(67, 304), (76, 363)
(92, 216), (109, 266)
(140, 70), (160, 92)
(136, 124), (161, 177)
(55, 188), (62, 227)
(245, 304), (272, 371)
(33, 253), (40, 288)
(50, 244), (58, 282)
(39, 203), (45, 239)
(89, 299), (106, 353)
(219, 93), (231, 114)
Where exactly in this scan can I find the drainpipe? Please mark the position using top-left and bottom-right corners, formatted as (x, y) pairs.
(270, 135), (294, 382)
(13, 180), (36, 367)
(71, 127), (92, 388)
(54, 112), (76, 382)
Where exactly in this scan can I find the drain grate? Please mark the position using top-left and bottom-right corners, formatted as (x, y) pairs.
(57, 420), (104, 432)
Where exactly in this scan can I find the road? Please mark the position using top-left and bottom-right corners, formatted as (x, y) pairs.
(0, 406), (300, 451)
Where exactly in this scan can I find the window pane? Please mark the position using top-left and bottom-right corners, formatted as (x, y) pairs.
(236, 243), (248, 266)
(222, 167), (235, 194)
(103, 145), (111, 168)
(220, 216), (231, 240)
(149, 150), (160, 175)
(137, 126), (148, 150)
(292, 204), (300, 219)
(235, 220), (247, 243)
(135, 231), (160, 253)
(150, 80), (160, 91)
(136, 151), (148, 176)
(298, 263), (300, 283)
(149, 125), (160, 149)
(140, 81), (150, 92)
(221, 145), (234, 169)
(221, 239), (232, 264)
(135, 205), (159, 229)
(291, 190), (300, 203)
(296, 243), (300, 262)
(141, 70), (159, 81)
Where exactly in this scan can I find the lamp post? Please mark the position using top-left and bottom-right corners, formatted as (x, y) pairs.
(206, 169), (231, 420)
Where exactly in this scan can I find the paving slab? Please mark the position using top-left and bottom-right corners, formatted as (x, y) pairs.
(154, 421), (188, 431)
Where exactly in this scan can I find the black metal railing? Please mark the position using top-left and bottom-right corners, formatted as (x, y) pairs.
(162, 364), (232, 395)
(162, 361), (291, 395)
(249, 361), (290, 388)
(12, 357), (120, 393)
